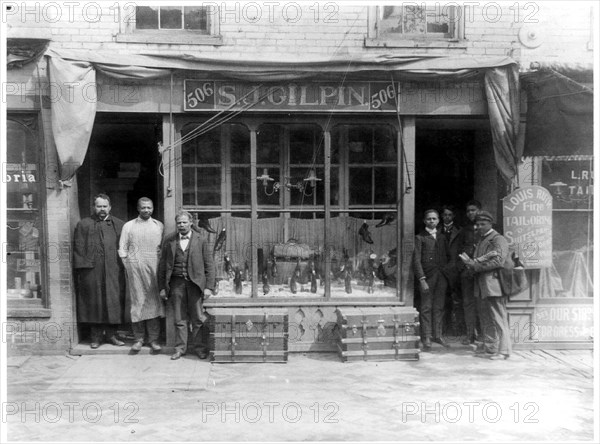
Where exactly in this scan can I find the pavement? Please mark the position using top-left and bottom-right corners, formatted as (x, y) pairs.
(4, 345), (596, 442)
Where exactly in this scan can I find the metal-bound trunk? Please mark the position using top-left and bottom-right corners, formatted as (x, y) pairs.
(208, 308), (288, 363)
(335, 307), (420, 362)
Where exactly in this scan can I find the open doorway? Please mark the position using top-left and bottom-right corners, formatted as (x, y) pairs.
(415, 128), (475, 227)
(77, 113), (163, 222)
(414, 122), (476, 340)
(75, 113), (163, 349)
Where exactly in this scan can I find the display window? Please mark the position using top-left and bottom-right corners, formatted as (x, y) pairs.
(180, 119), (401, 299)
(5, 115), (46, 303)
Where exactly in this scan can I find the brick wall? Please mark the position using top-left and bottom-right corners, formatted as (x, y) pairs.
(5, 3), (594, 68)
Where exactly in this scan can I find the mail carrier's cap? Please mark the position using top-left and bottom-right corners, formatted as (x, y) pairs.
(475, 210), (494, 223)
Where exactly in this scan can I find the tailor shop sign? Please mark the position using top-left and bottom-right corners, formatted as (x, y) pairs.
(541, 158), (593, 210)
(183, 80), (484, 112)
(502, 186), (552, 268)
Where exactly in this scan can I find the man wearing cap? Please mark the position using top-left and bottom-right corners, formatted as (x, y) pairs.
(460, 210), (512, 360)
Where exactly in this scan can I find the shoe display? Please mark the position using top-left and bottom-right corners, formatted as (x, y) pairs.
(432, 337), (451, 348)
(171, 351), (184, 360)
(150, 342), (162, 352)
(109, 335), (125, 346)
(489, 353), (510, 360)
(90, 342), (100, 349)
(131, 341), (143, 352)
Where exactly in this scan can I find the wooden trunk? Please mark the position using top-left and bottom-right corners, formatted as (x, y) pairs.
(335, 307), (420, 362)
(208, 308), (288, 363)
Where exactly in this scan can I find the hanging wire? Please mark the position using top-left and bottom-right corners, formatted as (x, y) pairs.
(390, 74), (412, 194)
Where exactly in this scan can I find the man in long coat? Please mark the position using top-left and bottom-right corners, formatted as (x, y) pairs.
(119, 198), (165, 353)
(74, 193), (127, 348)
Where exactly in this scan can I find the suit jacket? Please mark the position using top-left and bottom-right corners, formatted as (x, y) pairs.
(413, 230), (450, 281)
(471, 229), (509, 298)
(441, 224), (461, 283)
(73, 214), (125, 269)
(158, 230), (216, 294)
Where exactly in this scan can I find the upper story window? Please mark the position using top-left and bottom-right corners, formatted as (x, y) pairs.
(116, 4), (221, 45)
(366, 5), (464, 48)
(136, 6), (208, 32)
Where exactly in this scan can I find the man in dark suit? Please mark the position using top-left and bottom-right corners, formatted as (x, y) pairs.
(158, 210), (216, 360)
(440, 205), (462, 337)
(74, 193), (127, 349)
(413, 209), (451, 350)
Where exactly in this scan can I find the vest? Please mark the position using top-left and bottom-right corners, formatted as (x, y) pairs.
(172, 241), (190, 279)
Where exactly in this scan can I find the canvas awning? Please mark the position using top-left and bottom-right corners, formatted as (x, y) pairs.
(43, 48), (521, 182)
(521, 67), (593, 157)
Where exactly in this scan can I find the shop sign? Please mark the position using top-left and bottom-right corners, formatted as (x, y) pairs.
(541, 158), (593, 210)
(532, 305), (593, 342)
(502, 185), (552, 268)
(183, 80), (483, 112)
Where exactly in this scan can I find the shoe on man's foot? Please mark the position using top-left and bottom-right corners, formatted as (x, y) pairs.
(90, 342), (100, 349)
(150, 342), (162, 352)
(422, 337), (432, 351)
(196, 349), (210, 360)
(109, 335), (125, 346)
(131, 341), (143, 352)
(489, 353), (510, 360)
(432, 337), (451, 348)
(171, 351), (185, 360)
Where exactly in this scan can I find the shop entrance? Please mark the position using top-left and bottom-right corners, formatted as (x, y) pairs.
(75, 113), (163, 348)
(414, 126), (475, 226)
(77, 114), (163, 221)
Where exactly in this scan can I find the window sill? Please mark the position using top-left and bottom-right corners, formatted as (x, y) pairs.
(116, 32), (223, 46)
(364, 37), (467, 49)
(8, 307), (52, 318)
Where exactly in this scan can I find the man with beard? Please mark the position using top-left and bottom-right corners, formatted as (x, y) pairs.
(74, 194), (127, 348)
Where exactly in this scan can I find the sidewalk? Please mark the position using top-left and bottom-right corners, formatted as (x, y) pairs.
(5, 346), (595, 442)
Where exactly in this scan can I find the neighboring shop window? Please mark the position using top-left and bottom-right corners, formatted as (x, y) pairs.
(6, 116), (45, 303)
(540, 156), (593, 298)
(366, 5), (461, 46)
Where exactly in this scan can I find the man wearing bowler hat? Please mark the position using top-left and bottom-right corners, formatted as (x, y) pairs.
(460, 210), (512, 360)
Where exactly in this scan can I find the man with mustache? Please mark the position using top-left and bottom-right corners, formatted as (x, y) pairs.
(158, 210), (216, 360)
(74, 193), (127, 349)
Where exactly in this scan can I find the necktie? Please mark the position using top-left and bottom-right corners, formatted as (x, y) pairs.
(181, 235), (189, 240)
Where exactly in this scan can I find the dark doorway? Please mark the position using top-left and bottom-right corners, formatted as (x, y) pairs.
(75, 113), (163, 346)
(78, 114), (163, 222)
(414, 125), (476, 339)
(415, 128), (475, 227)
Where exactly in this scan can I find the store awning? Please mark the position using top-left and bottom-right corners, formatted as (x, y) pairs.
(522, 67), (593, 157)
(43, 49), (521, 182)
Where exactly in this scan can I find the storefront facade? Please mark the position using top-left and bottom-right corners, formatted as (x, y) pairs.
(3, 3), (594, 354)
